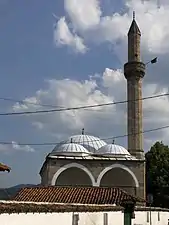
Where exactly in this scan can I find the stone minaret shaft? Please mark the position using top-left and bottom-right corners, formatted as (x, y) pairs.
(124, 14), (145, 159)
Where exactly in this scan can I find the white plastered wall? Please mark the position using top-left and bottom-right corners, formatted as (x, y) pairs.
(0, 210), (169, 225)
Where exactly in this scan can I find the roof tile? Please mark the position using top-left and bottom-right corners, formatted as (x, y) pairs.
(0, 202), (166, 214)
(13, 186), (143, 205)
(0, 202), (123, 214)
(0, 163), (10, 172)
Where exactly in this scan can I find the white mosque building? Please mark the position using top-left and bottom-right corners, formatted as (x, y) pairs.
(40, 129), (144, 199)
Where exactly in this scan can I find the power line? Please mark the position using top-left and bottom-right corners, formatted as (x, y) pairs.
(0, 97), (63, 109)
(1, 124), (169, 146)
(0, 96), (120, 114)
(0, 93), (168, 116)
(0, 95), (161, 118)
(0, 97), (114, 115)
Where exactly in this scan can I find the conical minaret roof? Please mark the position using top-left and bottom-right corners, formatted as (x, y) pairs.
(128, 11), (141, 36)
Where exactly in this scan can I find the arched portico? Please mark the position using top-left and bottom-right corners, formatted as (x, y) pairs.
(96, 163), (139, 190)
(51, 163), (96, 186)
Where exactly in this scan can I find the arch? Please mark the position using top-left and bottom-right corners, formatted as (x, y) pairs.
(96, 163), (139, 187)
(51, 163), (96, 186)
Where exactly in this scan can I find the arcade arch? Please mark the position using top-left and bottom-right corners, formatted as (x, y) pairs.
(51, 163), (96, 186)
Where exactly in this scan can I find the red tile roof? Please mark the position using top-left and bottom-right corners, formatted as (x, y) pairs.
(0, 202), (167, 214)
(0, 163), (10, 172)
(0, 202), (123, 214)
(13, 186), (144, 206)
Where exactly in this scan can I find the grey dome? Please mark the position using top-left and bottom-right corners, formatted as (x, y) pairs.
(63, 135), (107, 153)
(97, 144), (133, 158)
(51, 143), (90, 156)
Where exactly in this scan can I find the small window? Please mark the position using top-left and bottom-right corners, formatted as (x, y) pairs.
(147, 212), (149, 222)
(72, 213), (79, 225)
(158, 212), (160, 221)
(103, 213), (108, 225)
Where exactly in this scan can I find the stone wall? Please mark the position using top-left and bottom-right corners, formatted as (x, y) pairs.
(41, 158), (145, 199)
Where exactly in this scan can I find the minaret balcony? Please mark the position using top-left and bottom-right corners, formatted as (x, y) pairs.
(124, 61), (145, 79)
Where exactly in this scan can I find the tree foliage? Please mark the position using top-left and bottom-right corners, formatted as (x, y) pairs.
(146, 141), (169, 208)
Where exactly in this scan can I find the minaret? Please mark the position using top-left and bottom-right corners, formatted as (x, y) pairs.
(124, 12), (145, 159)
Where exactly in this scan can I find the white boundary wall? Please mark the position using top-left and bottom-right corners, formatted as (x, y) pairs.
(0, 210), (169, 225)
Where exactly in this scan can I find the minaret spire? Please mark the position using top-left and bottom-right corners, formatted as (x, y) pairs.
(128, 11), (141, 62)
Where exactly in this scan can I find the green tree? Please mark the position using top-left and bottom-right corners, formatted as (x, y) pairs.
(146, 141), (169, 208)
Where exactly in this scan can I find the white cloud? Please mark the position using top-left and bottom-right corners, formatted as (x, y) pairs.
(53, 0), (169, 56)
(32, 121), (44, 130)
(11, 142), (35, 153)
(12, 68), (169, 150)
(54, 17), (87, 54)
(102, 68), (126, 97)
(13, 97), (39, 112)
(64, 0), (101, 31)
(0, 142), (35, 154)
(13, 73), (115, 140)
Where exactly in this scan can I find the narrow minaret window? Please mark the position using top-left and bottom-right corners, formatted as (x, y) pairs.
(124, 12), (145, 159)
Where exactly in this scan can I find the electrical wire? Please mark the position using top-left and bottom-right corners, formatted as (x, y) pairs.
(0, 97), (64, 109)
(0, 96), (122, 114)
(0, 93), (168, 116)
(1, 124), (169, 146)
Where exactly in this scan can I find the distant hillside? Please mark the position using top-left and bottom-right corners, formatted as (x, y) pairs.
(0, 184), (38, 200)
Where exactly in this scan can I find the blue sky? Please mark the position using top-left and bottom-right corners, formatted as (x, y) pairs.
(0, 0), (169, 187)
(0, 0), (73, 187)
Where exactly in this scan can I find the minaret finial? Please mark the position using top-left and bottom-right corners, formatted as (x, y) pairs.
(133, 11), (135, 20)
(82, 128), (84, 135)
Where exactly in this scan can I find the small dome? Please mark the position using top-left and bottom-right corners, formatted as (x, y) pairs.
(97, 144), (131, 158)
(63, 135), (107, 152)
(51, 143), (90, 156)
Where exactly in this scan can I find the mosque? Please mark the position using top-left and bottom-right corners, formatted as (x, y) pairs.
(1, 13), (169, 225)
(40, 13), (146, 201)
